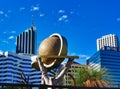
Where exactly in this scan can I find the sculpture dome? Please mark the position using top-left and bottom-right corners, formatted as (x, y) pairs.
(38, 33), (68, 70)
(39, 37), (60, 64)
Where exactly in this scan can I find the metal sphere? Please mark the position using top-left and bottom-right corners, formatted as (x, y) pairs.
(38, 33), (68, 70)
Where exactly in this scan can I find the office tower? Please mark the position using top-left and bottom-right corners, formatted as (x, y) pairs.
(16, 26), (36, 54)
(61, 62), (87, 86)
(87, 48), (120, 87)
(0, 51), (41, 84)
(97, 34), (119, 51)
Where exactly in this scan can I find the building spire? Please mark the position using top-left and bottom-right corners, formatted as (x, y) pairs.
(32, 15), (35, 26)
(31, 15), (36, 30)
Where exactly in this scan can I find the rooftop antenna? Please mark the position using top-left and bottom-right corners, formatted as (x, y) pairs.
(31, 0), (36, 30)
(31, 15), (36, 30)
(32, 15), (35, 26)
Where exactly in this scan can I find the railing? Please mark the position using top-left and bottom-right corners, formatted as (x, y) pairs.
(0, 83), (119, 89)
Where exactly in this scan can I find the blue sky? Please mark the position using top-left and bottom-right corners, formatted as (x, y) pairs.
(0, 0), (120, 64)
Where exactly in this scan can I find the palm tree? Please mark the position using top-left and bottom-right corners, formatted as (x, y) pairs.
(75, 67), (110, 87)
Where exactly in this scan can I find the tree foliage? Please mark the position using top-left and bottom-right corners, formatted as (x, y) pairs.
(75, 67), (110, 87)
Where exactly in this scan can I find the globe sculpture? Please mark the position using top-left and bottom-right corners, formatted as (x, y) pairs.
(31, 33), (68, 70)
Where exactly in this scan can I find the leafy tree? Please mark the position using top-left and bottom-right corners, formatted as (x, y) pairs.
(75, 67), (110, 87)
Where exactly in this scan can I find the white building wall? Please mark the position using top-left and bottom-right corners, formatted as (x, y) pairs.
(97, 34), (119, 51)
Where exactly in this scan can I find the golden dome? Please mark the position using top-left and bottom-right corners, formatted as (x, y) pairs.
(38, 33), (68, 70)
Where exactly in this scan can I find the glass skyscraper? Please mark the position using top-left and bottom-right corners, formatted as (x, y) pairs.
(87, 48), (120, 87)
(0, 51), (41, 84)
(16, 25), (36, 54)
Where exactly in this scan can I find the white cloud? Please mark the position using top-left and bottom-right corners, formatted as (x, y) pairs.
(79, 54), (90, 59)
(68, 53), (89, 64)
(69, 53), (90, 59)
(31, 6), (39, 11)
(58, 15), (68, 21)
(11, 31), (16, 33)
(68, 52), (76, 56)
(3, 32), (7, 34)
(0, 10), (9, 18)
(5, 14), (8, 17)
(58, 10), (65, 13)
(64, 20), (69, 22)
(116, 18), (120, 21)
(0, 10), (4, 14)
(2, 40), (9, 44)
(20, 7), (25, 11)
(3, 31), (16, 34)
(70, 11), (74, 14)
(40, 13), (44, 17)
(8, 36), (14, 39)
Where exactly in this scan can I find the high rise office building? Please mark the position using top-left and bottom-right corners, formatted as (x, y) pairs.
(87, 49), (120, 87)
(0, 51), (41, 84)
(61, 62), (87, 86)
(97, 34), (119, 51)
(16, 25), (36, 54)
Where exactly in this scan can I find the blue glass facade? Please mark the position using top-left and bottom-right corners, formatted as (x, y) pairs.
(0, 52), (41, 84)
(87, 49), (120, 87)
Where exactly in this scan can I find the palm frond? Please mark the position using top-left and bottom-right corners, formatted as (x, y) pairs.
(74, 67), (110, 87)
